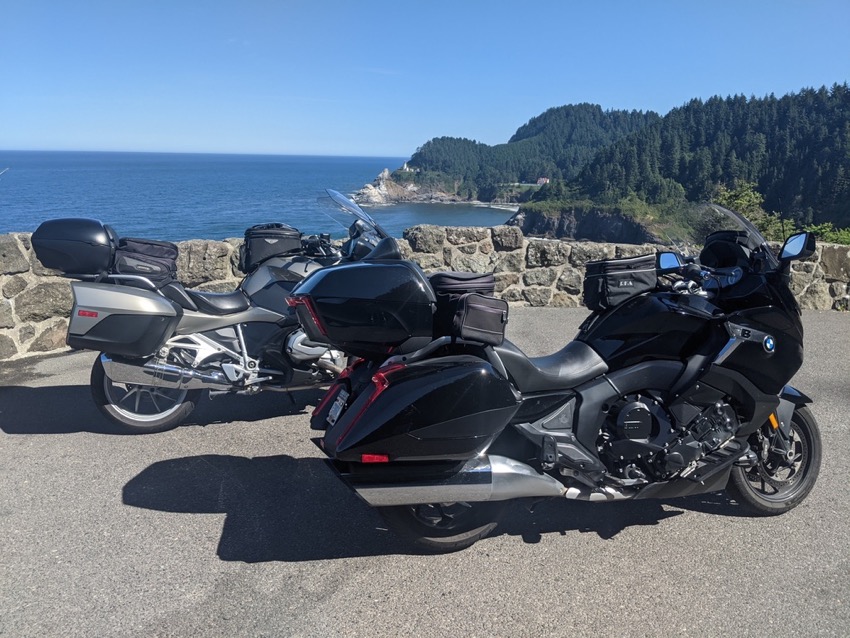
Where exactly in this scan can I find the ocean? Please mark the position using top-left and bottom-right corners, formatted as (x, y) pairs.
(0, 151), (514, 241)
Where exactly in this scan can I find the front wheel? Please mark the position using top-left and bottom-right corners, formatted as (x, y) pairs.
(378, 501), (504, 553)
(91, 355), (202, 434)
(727, 406), (821, 515)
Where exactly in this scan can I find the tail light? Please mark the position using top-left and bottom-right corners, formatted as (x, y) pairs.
(286, 295), (328, 336)
(311, 358), (364, 418)
(336, 362), (407, 448)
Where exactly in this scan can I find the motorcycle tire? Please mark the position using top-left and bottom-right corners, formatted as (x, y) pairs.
(726, 406), (821, 515)
(378, 501), (503, 553)
(90, 355), (202, 434)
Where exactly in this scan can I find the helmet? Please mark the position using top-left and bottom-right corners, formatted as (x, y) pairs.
(699, 230), (754, 269)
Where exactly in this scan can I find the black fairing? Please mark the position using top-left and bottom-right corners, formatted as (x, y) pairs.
(291, 260), (436, 360)
(577, 292), (726, 369)
(719, 304), (804, 395)
(324, 355), (520, 462)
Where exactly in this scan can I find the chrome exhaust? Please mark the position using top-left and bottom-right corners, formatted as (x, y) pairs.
(351, 455), (637, 507)
(100, 353), (232, 391)
(352, 455), (569, 506)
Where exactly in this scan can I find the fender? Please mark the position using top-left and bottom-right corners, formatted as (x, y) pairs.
(780, 384), (813, 406)
(774, 385), (813, 438)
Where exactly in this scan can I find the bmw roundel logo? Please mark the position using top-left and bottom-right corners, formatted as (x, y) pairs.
(763, 335), (776, 353)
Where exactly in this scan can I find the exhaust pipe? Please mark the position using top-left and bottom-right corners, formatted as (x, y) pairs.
(100, 353), (232, 391)
(351, 455), (635, 506)
(351, 455), (565, 506)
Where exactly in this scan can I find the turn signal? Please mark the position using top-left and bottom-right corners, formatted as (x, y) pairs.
(769, 413), (780, 430)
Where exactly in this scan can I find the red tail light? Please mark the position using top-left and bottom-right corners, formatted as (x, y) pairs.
(78, 309), (98, 318)
(336, 362), (407, 447)
(311, 358), (364, 418)
(286, 295), (327, 336)
(361, 454), (390, 463)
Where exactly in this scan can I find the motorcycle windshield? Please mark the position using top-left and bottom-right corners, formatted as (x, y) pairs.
(681, 203), (780, 271)
(324, 189), (389, 240)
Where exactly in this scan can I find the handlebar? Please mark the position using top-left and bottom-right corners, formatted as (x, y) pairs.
(681, 263), (744, 291)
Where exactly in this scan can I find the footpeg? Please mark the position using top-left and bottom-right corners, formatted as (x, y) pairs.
(540, 435), (558, 470)
(735, 449), (758, 467)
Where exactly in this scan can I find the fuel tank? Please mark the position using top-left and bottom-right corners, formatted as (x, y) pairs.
(577, 293), (727, 369)
(241, 256), (330, 314)
(320, 355), (521, 462)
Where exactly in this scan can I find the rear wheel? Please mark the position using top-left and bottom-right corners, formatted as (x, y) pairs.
(727, 406), (821, 515)
(91, 356), (201, 434)
(378, 501), (503, 553)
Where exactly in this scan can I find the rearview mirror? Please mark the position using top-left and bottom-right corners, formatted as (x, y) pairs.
(657, 252), (683, 273)
(779, 232), (816, 261)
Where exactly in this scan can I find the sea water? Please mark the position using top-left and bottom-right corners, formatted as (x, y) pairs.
(0, 151), (514, 241)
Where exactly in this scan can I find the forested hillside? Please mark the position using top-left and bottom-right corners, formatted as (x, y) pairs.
(404, 104), (658, 199)
(574, 84), (850, 227)
(402, 84), (850, 234)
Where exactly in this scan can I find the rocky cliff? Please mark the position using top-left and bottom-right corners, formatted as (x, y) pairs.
(354, 169), (467, 205)
(506, 207), (661, 244)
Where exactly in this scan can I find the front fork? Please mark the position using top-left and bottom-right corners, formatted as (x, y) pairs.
(758, 392), (803, 469)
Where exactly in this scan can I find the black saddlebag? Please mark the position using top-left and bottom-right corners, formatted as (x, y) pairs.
(582, 254), (657, 311)
(112, 237), (179, 289)
(238, 223), (302, 273)
(429, 272), (507, 345)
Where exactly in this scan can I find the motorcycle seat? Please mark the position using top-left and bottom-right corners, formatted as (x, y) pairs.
(184, 289), (251, 315)
(494, 339), (608, 393)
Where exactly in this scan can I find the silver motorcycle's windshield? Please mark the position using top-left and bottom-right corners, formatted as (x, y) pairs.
(324, 189), (389, 240)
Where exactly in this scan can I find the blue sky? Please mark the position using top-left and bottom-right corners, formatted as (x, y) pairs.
(1, 0), (848, 158)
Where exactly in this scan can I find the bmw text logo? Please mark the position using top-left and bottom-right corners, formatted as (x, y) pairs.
(763, 335), (776, 353)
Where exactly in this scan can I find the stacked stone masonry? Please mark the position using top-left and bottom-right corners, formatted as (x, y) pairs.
(2, 226), (848, 360)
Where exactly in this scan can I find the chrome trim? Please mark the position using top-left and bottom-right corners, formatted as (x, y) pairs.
(100, 353), (232, 391)
(713, 337), (742, 365)
(352, 455), (567, 507)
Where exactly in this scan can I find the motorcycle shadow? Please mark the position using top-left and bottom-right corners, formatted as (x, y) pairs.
(123, 454), (748, 562)
(0, 384), (324, 435)
(0, 384), (117, 434)
(494, 490), (745, 544)
(123, 453), (412, 562)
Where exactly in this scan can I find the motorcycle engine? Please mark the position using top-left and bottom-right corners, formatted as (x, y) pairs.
(599, 394), (739, 481)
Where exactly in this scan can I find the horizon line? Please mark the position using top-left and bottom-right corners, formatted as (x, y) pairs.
(0, 148), (412, 160)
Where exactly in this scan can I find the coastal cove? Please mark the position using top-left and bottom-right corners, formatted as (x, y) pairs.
(0, 151), (510, 241)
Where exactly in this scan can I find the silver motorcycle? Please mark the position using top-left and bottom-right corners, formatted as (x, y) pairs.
(33, 189), (388, 433)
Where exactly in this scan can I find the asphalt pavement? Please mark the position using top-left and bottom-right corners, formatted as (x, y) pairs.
(1, 308), (848, 638)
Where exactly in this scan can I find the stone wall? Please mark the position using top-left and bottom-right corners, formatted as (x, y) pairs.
(2, 226), (849, 360)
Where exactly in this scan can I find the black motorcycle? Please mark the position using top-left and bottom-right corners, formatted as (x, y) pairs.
(292, 203), (821, 552)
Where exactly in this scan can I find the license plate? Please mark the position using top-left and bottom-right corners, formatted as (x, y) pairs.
(327, 389), (349, 426)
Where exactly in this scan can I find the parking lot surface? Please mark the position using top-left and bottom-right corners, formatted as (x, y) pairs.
(1, 308), (849, 637)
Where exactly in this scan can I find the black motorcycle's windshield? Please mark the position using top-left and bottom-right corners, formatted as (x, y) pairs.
(679, 203), (780, 271)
